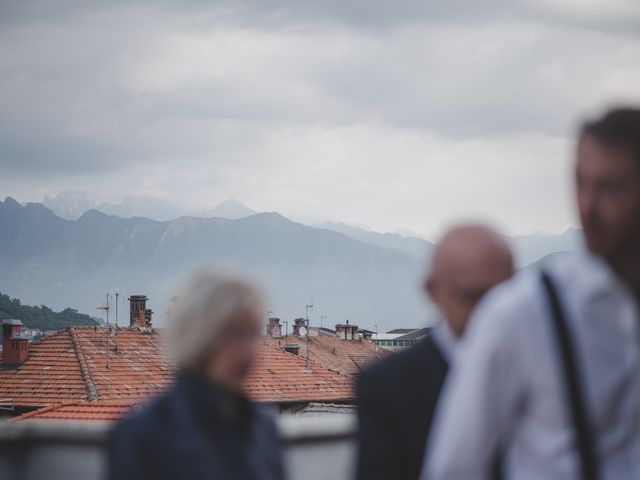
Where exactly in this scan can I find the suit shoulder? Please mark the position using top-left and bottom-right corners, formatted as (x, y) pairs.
(358, 338), (441, 390)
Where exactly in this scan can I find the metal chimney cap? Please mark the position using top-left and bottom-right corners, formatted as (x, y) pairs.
(2, 319), (23, 326)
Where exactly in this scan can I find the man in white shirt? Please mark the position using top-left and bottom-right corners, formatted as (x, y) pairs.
(423, 107), (640, 480)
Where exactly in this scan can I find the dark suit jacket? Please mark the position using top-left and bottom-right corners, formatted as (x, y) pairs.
(108, 371), (285, 480)
(356, 336), (448, 480)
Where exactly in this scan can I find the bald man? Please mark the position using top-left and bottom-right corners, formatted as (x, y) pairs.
(355, 225), (514, 480)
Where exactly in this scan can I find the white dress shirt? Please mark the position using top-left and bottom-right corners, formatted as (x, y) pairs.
(422, 250), (640, 480)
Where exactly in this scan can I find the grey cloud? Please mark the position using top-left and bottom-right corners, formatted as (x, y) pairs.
(0, 0), (638, 179)
(3, 1), (639, 33)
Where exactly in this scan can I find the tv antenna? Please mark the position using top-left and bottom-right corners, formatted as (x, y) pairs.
(374, 324), (379, 351)
(114, 290), (120, 352)
(97, 293), (111, 369)
(305, 303), (313, 366)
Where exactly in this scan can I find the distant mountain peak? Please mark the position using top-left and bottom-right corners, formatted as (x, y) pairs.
(209, 198), (257, 220)
(2, 196), (20, 207)
(42, 190), (96, 220)
(45, 190), (91, 201)
(77, 208), (110, 222)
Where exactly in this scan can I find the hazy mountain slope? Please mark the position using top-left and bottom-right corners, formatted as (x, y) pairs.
(319, 221), (434, 259)
(508, 229), (582, 266)
(523, 251), (574, 270)
(0, 197), (425, 332)
(320, 220), (582, 267)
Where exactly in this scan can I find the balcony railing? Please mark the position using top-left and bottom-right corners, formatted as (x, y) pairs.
(0, 415), (357, 480)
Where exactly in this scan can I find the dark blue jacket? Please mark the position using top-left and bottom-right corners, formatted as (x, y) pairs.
(107, 371), (286, 480)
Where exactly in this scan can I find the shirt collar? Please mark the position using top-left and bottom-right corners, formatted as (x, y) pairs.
(431, 319), (458, 362)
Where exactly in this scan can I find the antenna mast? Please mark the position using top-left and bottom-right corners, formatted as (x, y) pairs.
(305, 303), (313, 366)
(96, 293), (111, 369)
(114, 291), (119, 352)
(283, 320), (289, 344)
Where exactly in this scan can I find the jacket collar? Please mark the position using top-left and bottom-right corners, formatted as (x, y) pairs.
(176, 369), (253, 429)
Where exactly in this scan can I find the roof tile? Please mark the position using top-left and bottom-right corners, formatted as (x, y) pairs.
(0, 327), (356, 410)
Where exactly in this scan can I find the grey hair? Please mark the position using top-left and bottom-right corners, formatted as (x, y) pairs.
(165, 270), (264, 370)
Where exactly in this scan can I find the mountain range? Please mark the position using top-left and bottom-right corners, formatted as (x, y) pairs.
(42, 191), (582, 266)
(318, 221), (581, 267)
(43, 191), (257, 222)
(1, 197), (427, 331)
(0, 195), (582, 331)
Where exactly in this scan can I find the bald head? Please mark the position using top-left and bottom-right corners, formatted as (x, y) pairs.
(426, 225), (514, 337)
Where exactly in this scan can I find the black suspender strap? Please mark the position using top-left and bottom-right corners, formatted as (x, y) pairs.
(541, 271), (600, 480)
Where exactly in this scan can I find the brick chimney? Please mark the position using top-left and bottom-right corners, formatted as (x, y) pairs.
(292, 318), (306, 336)
(2, 320), (29, 366)
(267, 317), (283, 338)
(335, 320), (359, 340)
(129, 295), (153, 328)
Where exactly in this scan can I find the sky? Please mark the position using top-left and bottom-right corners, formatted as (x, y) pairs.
(1, 0), (639, 239)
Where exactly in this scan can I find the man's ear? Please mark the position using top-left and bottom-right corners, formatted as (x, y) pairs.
(425, 277), (437, 300)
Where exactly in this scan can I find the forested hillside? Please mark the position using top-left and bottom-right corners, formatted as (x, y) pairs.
(0, 291), (98, 332)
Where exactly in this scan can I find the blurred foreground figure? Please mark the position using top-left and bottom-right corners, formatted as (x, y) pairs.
(108, 272), (285, 480)
(356, 225), (513, 480)
(424, 107), (640, 480)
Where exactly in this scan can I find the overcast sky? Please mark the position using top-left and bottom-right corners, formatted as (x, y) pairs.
(1, 1), (639, 239)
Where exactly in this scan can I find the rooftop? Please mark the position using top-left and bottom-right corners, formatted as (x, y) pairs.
(10, 401), (135, 422)
(0, 326), (355, 410)
(263, 334), (386, 376)
(395, 327), (432, 340)
(385, 328), (418, 334)
(0, 327), (172, 407)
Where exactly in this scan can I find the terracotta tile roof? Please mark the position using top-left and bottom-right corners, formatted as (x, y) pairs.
(71, 327), (173, 402)
(0, 327), (355, 411)
(0, 329), (89, 406)
(263, 335), (387, 375)
(10, 401), (135, 422)
(0, 327), (173, 408)
(246, 343), (354, 403)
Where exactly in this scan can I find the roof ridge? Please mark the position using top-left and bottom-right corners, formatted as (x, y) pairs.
(69, 327), (99, 402)
(8, 401), (68, 422)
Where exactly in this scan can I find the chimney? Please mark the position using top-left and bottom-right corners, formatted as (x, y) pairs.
(335, 320), (359, 340)
(2, 320), (29, 366)
(129, 295), (152, 328)
(359, 329), (373, 341)
(267, 317), (282, 338)
(284, 344), (300, 356)
(292, 318), (306, 336)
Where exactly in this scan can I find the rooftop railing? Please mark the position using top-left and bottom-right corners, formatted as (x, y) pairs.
(0, 414), (357, 480)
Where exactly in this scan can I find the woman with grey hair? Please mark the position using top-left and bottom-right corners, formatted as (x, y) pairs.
(108, 272), (286, 480)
